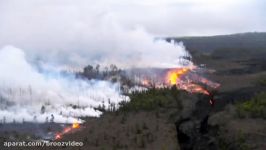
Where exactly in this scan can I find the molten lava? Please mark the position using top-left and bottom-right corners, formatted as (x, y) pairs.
(55, 134), (61, 140)
(167, 68), (190, 85)
(165, 66), (220, 106)
(141, 79), (150, 87)
(54, 120), (80, 140)
(178, 82), (210, 95)
(165, 66), (217, 95)
(72, 120), (80, 129)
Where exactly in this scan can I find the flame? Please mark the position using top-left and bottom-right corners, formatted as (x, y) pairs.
(167, 68), (190, 85)
(72, 120), (80, 129)
(209, 99), (213, 105)
(55, 134), (61, 140)
(178, 83), (210, 95)
(165, 66), (218, 96)
(141, 79), (150, 87)
(63, 127), (72, 134)
(54, 120), (80, 140)
(137, 66), (219, 106)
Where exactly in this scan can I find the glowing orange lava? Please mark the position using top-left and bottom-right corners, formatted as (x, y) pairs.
(165, 66), (217, 96)
(139, 66), (220, 106)
(72, 120), (80, 129)
(54, 120), (80, 140)
(167, 68), (191, 85)
(141, 79), (150, 87)
(178, 83), (210, 95)
(55, 134), (61, 140)
(209, 99), (213, 105)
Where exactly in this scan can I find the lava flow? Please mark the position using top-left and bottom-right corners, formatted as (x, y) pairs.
(167, 67), (191, 85)
(166, 66), (220, 105)
(55, 120), (80, 140)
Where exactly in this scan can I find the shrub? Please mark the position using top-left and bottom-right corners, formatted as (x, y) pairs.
(236, 92), (266, 118)
(256, 76), (266, 86)
(118, 87), (181, 112)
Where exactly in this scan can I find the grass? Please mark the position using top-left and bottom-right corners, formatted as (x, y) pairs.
(256, 76), (266, 86)
(218, 130), (250, 150)
(236, 92), (266, 118)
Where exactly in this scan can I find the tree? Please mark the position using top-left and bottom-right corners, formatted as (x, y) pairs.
(41, 105), (45, 114)
(84, 65), (94, 79)
(50, 114), (54, 123)
(110, 64), (118, 75)
(84, 65), (93, 73)
(33, 116), (37, 122)
(96, 64), (100, 74)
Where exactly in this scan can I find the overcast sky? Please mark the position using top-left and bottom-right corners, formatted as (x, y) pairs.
(0, 0), (265, 37)
(111, 0), (266, 36)
(0, 0), (265, 68)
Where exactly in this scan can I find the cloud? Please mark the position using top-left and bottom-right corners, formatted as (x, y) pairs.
(114, 0), (266, 36)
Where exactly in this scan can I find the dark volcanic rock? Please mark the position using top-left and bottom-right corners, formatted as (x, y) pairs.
(175, 93), (220, 150)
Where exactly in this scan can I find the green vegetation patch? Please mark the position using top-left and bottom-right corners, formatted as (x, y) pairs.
(218, 130), (250, 150)
(119, 86), (181, 112)
(236, 92), (266, 118)
(256, 76), (266, 86)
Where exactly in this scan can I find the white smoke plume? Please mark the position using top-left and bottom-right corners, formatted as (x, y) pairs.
(0, 46), (128, 123)
(0, 0), (193, 123)
(0, 0), (192, 69)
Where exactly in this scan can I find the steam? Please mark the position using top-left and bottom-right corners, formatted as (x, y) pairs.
(0, 46), (128, 123)
(0, 0), (191, 69)
(0, 0), (193, 123)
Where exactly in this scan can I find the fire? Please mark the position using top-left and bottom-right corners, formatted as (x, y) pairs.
(141, 79), (150, 87)
(178, 83), (210, 95)
(165, 66), (220, 106)
(167, 67), (190, 85)
(72, 120), (80, 129)
(209, 99), (213, 105)
(54, 120), (81, 140)
(55, 134), (61, 140)
(63, 127), (72, 134)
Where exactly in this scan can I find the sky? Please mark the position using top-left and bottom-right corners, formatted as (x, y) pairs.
(0, 0), (265, 37)
(0, 0), (265, 67)
(111, 0), (266, 36)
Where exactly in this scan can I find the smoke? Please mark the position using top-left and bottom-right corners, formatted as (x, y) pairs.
(0, 46), (128, 123)
(0, 0), (193, 123)
(0, 0), (192, 69)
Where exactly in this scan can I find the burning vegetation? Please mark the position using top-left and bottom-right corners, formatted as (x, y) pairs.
(0, 62), (221, 142)
(55, 120), (81, 140)
(117, 65), (220, 106)
(79, 64), (220, 106)
(164, 66), (220, 105)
